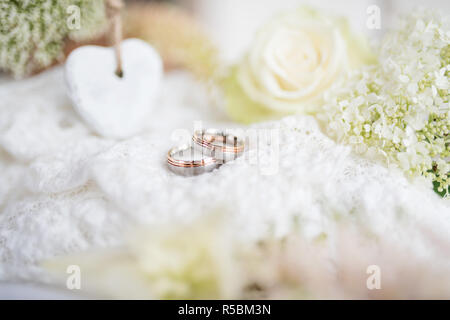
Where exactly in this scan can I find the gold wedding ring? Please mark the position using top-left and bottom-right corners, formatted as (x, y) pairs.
(167, 144), (219, 176)
(192, 129), (245, 163)
(167, 129), (245, 176)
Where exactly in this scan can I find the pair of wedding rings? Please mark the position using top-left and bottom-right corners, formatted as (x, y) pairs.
(167, 129), (245, 176)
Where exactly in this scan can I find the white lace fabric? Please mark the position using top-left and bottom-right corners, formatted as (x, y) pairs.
(0, 68), (449, 282)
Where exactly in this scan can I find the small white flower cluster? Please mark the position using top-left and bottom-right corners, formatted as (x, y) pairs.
(0, 0), (105, 77)
(323, 10), (449, 197)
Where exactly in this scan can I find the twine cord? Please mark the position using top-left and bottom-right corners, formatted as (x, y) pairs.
(106, 0), (124, 78)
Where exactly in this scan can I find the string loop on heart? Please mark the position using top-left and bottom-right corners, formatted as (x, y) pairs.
(106, 0), (125, 78)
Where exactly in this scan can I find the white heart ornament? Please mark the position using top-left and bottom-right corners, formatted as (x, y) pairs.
(65, 39), (163, 139)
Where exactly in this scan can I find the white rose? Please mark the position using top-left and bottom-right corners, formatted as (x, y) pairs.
(230, 7), (374, 119)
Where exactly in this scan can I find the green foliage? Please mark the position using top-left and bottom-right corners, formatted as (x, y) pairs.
(0, 0), (106, 77)
(433, 176), (450, 198)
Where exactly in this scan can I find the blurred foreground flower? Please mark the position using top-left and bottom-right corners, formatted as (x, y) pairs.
(45, 216), (450, 299)
(223, 7), (375, 123)
(0, 0), (106, 77)
(322, 10), (449, 197)
(251, 230), (450, 299)
(124, 3), (218, 80)
(45, 215), (241, 299)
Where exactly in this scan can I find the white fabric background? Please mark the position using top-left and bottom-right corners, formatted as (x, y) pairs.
(1, 0), (449, 300)
(0, 68), (449, 294)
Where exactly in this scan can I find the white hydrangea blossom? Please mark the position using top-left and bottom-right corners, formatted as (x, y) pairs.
(0, 0), (106, 77)
(323, 10), (449, 197)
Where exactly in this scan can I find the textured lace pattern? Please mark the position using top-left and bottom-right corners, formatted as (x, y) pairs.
(0, 68), (449, 282)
